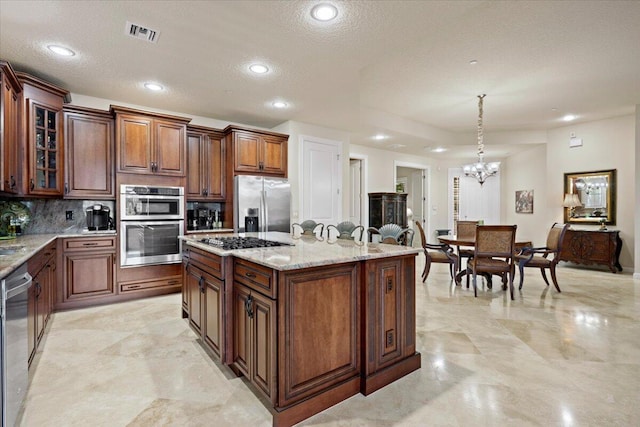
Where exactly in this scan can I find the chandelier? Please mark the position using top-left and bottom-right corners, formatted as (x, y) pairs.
(462, 94), (500, 185)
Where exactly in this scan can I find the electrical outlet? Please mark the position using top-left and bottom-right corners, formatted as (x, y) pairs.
(65, 210), (74, 221)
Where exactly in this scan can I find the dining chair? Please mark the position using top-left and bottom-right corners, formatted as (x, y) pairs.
(291, 220), (324, 237)
(326, 221), (364, 241)
(516, 223), (569, 292)
(467, 225), (517, 299)
(455, 220), (480, 271)
(416, 221), (458, 281)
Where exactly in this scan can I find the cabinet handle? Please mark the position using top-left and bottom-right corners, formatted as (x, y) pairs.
(35, 282), (41, 297)
(245, 294), (254, 319)
(386, 277), (393, 292)
(83, 242), (99, 246)
(30, 179), (35, 190)
(128, 285), (141, 290)
(64, 183), (69, 194)
(202, 188), (208, 196)
(199, 276), (205, 293)
(245, 272), (256, 279)
(168, 280), (180, 285)
(10, 176), (16, 190)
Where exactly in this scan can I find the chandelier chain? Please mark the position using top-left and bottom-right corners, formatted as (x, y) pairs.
(477, 94), (485, 160)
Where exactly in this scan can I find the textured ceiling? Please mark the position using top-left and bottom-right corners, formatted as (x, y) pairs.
(1, 0), (639, 160)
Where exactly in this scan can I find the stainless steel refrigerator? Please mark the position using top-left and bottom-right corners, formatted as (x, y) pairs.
(234, 175), (291, 233)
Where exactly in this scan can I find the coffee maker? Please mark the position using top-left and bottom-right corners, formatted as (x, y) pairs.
(86, 204), (112, 231)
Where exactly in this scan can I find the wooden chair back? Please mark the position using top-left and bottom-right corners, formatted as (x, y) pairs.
(456, 220), (479, 239)
(546, 222), (569, 253)
(474, 225), (517, 258)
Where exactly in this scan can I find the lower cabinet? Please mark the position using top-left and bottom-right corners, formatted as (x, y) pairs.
(57, 236), (116, 309)
(558, 229), (623, 273)
(233, 282), (277, 403)
(183, 246), (229, 361)
(27, 241), (56, 365)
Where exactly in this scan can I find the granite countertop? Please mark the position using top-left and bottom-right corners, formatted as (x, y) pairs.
(181, 232), (420, 271)
(0, 231), (116, 281)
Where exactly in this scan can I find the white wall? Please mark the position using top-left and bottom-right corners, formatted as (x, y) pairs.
(636, 106), (640, 278)
(502, 144), (548, 245)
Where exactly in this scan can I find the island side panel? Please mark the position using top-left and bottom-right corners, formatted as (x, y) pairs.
(361, 254), (420, 395)
(277, 262), (361, 409)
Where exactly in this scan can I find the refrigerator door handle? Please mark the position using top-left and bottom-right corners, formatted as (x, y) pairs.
(262, 189), (269, 233)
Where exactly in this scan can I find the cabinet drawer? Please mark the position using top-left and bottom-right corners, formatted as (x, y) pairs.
(187, 246), (224, 279)
(234, 259), (276, 298)
(64, 237), (116, 252)
(120, 275), (181, 293)
(28, 242), (56, 276)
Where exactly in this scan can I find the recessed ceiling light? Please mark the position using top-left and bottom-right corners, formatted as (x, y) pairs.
(431, 147), (447, 153)
(249, 64), (269, 74)
(469, 59), (478, 65)
(47, 45), (75, 56)
(373, 134), (387, 141)
(272, 101), (288, 109)
(144, 82), (163, 91)
(388, 143), (406, 149)
(311, 3), (338, 21)
(562, 114), (577, 122)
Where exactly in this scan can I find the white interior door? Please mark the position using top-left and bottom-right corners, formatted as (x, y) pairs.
(301, 136), (342, 231)
(448, 167), (501, 229)
(410, 170), (424, 247)
(349, 159), (362, 225)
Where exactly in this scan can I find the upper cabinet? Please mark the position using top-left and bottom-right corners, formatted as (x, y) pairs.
(186, 125), (225, 201)
(112, 106), (191, 177)
(17, 72), (69, 196)
(0, 60), (22, 194)
(63, 106), (115, 199)
(225, 126), (288, 177)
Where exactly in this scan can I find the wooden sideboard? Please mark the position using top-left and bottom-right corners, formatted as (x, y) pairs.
(558, 229), (622, 273)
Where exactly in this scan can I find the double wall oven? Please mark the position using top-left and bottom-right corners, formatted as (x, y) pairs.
(120, 185), (184, 267)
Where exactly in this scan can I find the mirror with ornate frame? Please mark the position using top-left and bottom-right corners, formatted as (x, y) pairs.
(563, 169), (616, 225)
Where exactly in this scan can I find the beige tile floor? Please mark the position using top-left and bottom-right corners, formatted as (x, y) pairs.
(19, 260), (640, 426)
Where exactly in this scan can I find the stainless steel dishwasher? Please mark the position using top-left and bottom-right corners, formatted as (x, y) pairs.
(1, 264), (32, 427)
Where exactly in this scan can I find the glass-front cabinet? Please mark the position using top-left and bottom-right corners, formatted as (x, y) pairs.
(31, 104), (61, 194)
(18, 72), (68, 196)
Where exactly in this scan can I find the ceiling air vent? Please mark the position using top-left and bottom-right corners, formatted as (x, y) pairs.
(125, 21), (159, 43)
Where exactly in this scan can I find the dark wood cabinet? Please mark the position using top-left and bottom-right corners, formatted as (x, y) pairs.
(63, 106), (115, 199)
(58, 236), (116, 308)
(361, 255), (420, 395)
(27, 241), (56, 365)
(18, 73), (69, 196)
(233, 281), (277, 403)
(112, 106), (190, 177)
(558, 229), (623, 273)
(183, 246), (230, 361)
(368, 192), (408, 228)
(0, 60), (22, 194)
(225, 126), (288, 177)
(186, 125), (225, 201)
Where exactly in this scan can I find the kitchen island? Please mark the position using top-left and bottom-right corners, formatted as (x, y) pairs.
(181, 232), (421, 427)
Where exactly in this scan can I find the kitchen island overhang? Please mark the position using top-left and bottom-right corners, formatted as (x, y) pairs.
(180, 232), (421, 427)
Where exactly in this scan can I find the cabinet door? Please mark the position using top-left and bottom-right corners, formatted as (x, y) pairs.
(234, 133), (261, 173)
(154, 119), (186, 176)
(27, 278), (36, 364)
(64, 110), (114, 198)
(186, 264), (204, 334)
(261, 136), (287, 175)
(206, 135), (225, 199)
(63, 251), (115, 301)
(181, 259), (190, 315)
(186, 132), (205, 199)
(250, 290), (276, 402)
(203, 273), (224, 358)
(1, 68), (21, 194)
(363, 258), (405, 373)
(34, 267), (47, 343)
(28, 100), (63, 195)
(233, 284), (252, 377)
(117, 115), (153, 174)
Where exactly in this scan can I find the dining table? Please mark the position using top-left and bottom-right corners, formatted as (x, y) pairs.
(437, 235), (532, 288)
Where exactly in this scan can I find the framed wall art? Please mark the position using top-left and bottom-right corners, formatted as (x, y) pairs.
(515, 190), (533, 214)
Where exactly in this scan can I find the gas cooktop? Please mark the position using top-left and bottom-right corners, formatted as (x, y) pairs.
(199, 236), (292, 250)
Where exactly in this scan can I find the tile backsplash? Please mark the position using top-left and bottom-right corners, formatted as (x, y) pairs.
(0, 198), (115, 235)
